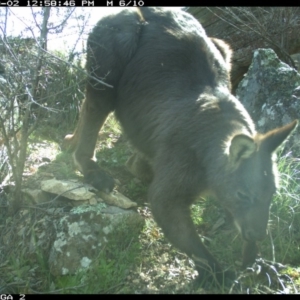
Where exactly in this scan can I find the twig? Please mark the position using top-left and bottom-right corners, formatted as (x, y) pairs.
(97, 281), (125, 294)
(39, 48), (114, 89)
(20, 205), (63, 216)
(30, 284), (87, 294)
(36, 184), (87, 205)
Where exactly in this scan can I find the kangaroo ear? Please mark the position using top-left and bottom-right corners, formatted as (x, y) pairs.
(260, 120), (298, 153)
(229, 134), (256, 164)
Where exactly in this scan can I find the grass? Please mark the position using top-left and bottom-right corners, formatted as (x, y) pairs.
(54, 222), (142, 294)
(264, 152), (300, 264)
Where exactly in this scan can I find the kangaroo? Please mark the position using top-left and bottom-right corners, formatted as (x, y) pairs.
(64, 7), (297, 284)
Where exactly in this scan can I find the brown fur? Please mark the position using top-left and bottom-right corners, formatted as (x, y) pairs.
(64, 7), (297, 284)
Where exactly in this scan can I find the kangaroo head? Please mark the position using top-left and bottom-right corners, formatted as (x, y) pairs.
(217, 120), (298, 241)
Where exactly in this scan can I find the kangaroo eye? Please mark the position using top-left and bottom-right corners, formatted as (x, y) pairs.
(237, 191), (253, 205)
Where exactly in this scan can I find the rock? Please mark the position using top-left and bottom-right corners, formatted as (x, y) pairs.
(89, 197), (98, 205)
(48, 204), (144, 276)
(22, 188), (49, 204)
(36, 178), (141, 276)
(41, 179), (96, 201)
(236, 48), (300, 152)
(98, 190), (137, 209)
(71, 200), (89, 207)
(40, 179), (137, 209)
